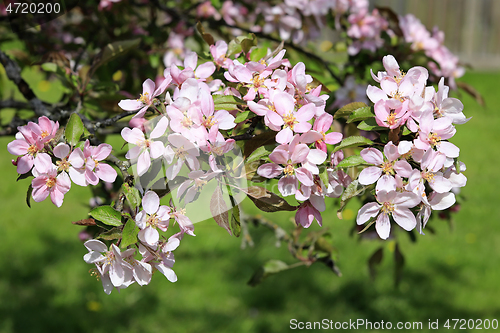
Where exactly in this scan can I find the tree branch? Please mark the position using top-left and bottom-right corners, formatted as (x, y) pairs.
(0, 50), (51, 117)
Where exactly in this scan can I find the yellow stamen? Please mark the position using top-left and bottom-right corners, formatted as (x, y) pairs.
(381, 201), (395, 214)
(283, 164), (294, 176)
(283, 113), (298, 130)
(46, 178), (56, 188)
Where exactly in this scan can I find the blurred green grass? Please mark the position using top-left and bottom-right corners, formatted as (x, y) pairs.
(1, 71), (500, 333)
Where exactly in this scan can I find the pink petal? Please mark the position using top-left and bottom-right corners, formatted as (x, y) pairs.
(276, 127), (294, 144)
(375, 213), (391, 240)
(274, 93), (295, 116)
(150, 116), (170, 139)
(324, 132), (342, 145)
(295, 167), (313, 186)
(278, 176), (298, 196)
(7, 139), (29, 156)
(375, 174), (396, 193)
(356, 202), (381, 225)
(137, 151), (151, 176)
(143, 78), (155, 96)
(358, 166), (382, 185)
(93, 144), (112, 161)
(118, 99), (143, 111)
(290, 144), (310, 164)
(257, 163), (283, 178)
(53, 143), (70, 159)
(142, 190), (160, 215)
(392, 208), (416, 231)
(383, 142), (400, 162)
(195, 62), (216, 79)
(360, 148), (384, 165)
(96, 163), (117, 183)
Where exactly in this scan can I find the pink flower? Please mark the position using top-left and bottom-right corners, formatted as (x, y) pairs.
(210, 40), (231, 68)
(31, 154), (71, 207)
(135, 191), (170, 247)
(122, 116), (169, 176)
(414, 111), (459, 158)
(164, 133), (200, 180)
(170, 52), (216, 86)
(53, 143), (86, 186)
(257, 135), (313, 196)
(358, 142), (412, 193)
(311, 113), (343, 152)
(7, 116), (58, 174)
(295, 200), (322, 228)
(83, 240), (136, 294)
(81, 140), (118, 185)
(171, 208), (196, 236)
(408, 148), (452, 194)
(273, 92), (315, 144)
(356, 190), (420, 240)
(118, 78), (171, 118)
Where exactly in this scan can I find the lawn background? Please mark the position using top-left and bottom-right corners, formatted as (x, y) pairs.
(0, 71), (499, 333)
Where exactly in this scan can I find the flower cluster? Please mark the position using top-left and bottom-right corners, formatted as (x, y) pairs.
(357, 55), (468, 239)
(7, 117), (117, 207)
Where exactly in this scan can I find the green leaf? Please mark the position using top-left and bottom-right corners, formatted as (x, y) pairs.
(250, 47), (268, 62)
(122, 183), (141, 211)
(337, 180), (371, 219)
(234, 110), (256, 123)
(335, 155), (368, 169)
(357, 118), (387, 131)
(333, 102), (369, 119)
(97, 227), (122, 241)
(41, 62), (57, 72)
(319, 166), (329, 186)
(89, 205), (123, 227)
(227, 35), (257, 56)
(65, 113), (85, 146)
(230, 205), (241, 238)
(245, 145), (274, 164)
(346, 106), (374, 123)
(121, 219), (139, 248)
(210, 186), (231, 235)
(213, 94), (245, 111)
(248, 259), (290, 286)
(332, 135), (373, 153)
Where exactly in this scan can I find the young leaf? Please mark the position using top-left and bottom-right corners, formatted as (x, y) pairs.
(332, 135), (373, 153)
(210, 186), (231, 235)
(248, 259), (290, 286)
(121, 219), (139, 248)
(122, 183), (141, 211)
(65, 113), (84, 146)
(234, 110), (256, 123)
(346, 106), (374, 123)
(337, 180), (371, 219)
(357, 118), (387, 131)
(245, 145), (274, 164)
(89, 205), (123, 227)
(335, 155), (368, 169)
(97, 227), (122, 241)
(213, 94), (245, 111)
(230, 205), (241, 238)
(333, 102), (369, 119)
